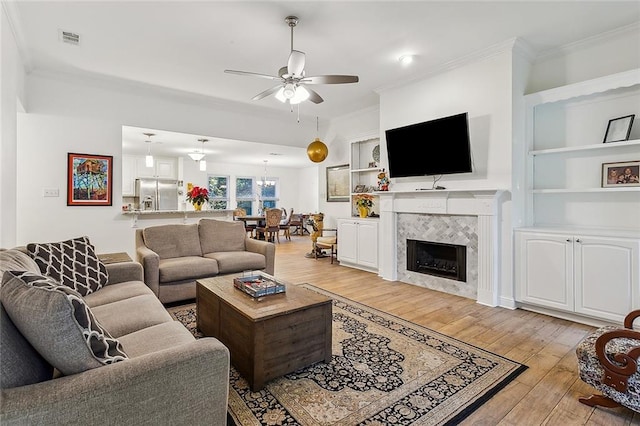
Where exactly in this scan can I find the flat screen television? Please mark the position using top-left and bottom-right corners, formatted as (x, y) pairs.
(384, 112), (472, 178)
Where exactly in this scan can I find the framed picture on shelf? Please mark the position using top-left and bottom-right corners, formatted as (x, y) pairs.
(67, 153), (113, 206)
(603, 114), (635, 143)
(326, 164), (350, 202)
(353, 184), (366, 193)
(601, 160), (640, 188)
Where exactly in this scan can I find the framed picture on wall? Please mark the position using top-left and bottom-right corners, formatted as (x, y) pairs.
(326, 164), (350, 202)
(603, 114), (635, 143)
(67, 153), (113, 206)
(601, 160), (640, 188)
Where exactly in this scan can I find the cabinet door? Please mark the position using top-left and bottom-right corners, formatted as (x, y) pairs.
(135, 157), (156, 178)
(516, 232), (574, 311)
(574, 236), (639, 323)
(357, 221), (378, 269)
(337, 221), (358, 264)
(155, 158), (177, 179)
(122, 156), (136, 196)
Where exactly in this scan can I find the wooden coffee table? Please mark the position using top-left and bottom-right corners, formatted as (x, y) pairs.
(196, 275), (332, 391)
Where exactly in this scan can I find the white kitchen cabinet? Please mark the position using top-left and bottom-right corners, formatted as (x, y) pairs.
(337, 218), (378, 272)
(134, 156), (177, 179)
(516, 230), (639, 324)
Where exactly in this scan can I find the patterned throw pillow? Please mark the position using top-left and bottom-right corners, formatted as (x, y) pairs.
(27, 236), (108, 296)
(1, 271), (127, 376)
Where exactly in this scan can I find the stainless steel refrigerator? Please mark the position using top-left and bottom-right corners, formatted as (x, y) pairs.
(135, 178), (179, 211)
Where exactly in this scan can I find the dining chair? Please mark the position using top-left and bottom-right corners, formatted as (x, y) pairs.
(256, 208), (282, 243)
(314, 228), (338, 264)
(233, 207), (255, 238)
(279, 208), (293, 241)
(289, 213), (305, 236)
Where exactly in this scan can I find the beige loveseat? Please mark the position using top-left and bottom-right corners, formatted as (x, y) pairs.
(136, 218), (275, 304)
(0, 244), (230, 425)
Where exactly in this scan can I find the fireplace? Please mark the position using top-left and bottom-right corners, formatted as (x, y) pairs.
(406, 239), (467, 282)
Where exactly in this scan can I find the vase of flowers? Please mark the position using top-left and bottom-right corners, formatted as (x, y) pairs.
(186, 186), (209, 211)
(354, 193), (374, 218)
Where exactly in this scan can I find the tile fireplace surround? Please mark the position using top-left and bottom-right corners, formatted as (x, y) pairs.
(377, 189), (506, 307)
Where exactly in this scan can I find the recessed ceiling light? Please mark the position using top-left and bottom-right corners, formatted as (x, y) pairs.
(399, 54), (414, 65)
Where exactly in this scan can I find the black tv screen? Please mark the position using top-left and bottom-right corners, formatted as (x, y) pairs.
(384, 112), (472, 178)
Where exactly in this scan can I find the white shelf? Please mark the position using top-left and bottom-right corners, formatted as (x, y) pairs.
(351, 167), (379, 173)
(532, 187), (640, 194)
(529, 139), (640, 156)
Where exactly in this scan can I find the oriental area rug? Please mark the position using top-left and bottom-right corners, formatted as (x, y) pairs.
(168, 285), (526, 426)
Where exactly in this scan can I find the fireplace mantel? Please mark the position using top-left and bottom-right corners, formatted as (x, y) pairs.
(377, 189), (507, 307)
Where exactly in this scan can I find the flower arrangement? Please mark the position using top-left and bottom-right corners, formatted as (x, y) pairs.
(186, 186), (209, 205)
(354, 193), (374, 208)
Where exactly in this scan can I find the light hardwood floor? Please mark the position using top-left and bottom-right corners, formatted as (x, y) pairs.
(268, 234), (639, 425)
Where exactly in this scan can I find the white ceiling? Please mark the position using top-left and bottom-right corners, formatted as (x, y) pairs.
(8, 1), (640, 166)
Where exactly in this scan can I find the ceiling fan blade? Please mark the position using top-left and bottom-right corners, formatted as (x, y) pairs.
(252, 85), (283, 101)
(300, 75), (359, 84)
(224, 69), (282, 81)
(304, 87), (324, 104)
(287, 50), (305, 77)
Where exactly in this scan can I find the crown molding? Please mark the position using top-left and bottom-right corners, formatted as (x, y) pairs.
(535, 22), (640, 61)
(2, 0), (33, 71)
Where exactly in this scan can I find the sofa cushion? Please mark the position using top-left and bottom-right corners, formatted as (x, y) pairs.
(90, 294), (173, 338)
(199, 219), (246, 254)
(83, 280), (156, 308)
(0, 249), (40, 276)
(0, 302), (53, 389)
(143, 224), (202, 259)
(117, 321), (196, 358)
(26, 236), (108, 296)
(1, 271), (128, 376)
(158, 256), (219, 283)
(203, 251), (266, 274)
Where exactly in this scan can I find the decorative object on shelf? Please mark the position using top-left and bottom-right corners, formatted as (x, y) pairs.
(602, 160), (640, 187)
(603, 114), (635, 143)
(354, 193), (374, 218)
(186, 185), (209, 210)
(67, 152), (113, 206)
(368, 161), (377, 168)
(326, 164), (349, 202)
(307, 117), (328, 163)
(372, 144), (380, 162)
(377, 168), (390, 191)
(353, 184), (366, 193)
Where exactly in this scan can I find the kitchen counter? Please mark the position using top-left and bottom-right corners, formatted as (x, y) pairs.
(122, 209), (233, 227)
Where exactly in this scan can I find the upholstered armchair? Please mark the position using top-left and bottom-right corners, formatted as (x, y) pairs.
(576, 310), (640, 413)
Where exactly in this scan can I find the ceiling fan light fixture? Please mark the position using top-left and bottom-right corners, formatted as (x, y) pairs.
(283, 83), (296, 99)
(289, 85), (309, 105)
(275, 87), (286, 103)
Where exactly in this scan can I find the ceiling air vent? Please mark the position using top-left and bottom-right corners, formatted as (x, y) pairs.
(58, 29), (80, 46)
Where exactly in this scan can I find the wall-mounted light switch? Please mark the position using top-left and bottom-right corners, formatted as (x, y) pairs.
(43, 188), (59, 197)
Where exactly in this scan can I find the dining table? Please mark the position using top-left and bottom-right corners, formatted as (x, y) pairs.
(234, 215), (267, 239)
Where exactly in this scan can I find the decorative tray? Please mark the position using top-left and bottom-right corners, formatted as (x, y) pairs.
(233, 273), (286, 298)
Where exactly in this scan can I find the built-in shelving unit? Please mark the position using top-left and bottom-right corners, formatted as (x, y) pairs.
(514, 68), (640, 326)
(349, 137), (381, 217)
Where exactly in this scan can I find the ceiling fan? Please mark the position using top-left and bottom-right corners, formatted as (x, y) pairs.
(224, 16), (359, 105)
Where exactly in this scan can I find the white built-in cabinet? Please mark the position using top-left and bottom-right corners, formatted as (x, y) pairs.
(514, 69), (640, 324)
(337, 218), (378, 272)
(122, 155), (178, 196)
(515, 230), (639, 324)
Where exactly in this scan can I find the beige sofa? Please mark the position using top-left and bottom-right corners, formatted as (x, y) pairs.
(0, 247), (230, 425)
(136, 218), (275, 304)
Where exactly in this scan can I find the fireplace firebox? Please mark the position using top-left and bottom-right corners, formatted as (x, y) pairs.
(406, 239), (466, 282)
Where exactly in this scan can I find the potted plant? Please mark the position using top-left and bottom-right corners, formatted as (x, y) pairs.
(186, 186), (209, 211)
(354, 193), (374, 218)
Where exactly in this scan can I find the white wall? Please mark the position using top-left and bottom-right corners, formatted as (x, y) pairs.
(1, 5), (25, 248)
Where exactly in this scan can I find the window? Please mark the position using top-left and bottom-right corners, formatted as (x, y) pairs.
(257, 176), (279, 212)
(207, 175), (229, 210)
(236, 177), (255, 215)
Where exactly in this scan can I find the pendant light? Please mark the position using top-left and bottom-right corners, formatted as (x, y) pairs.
(195, 138), (207, 171)
(307, 117), (328, 163)
(143, 132), (155, 167)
